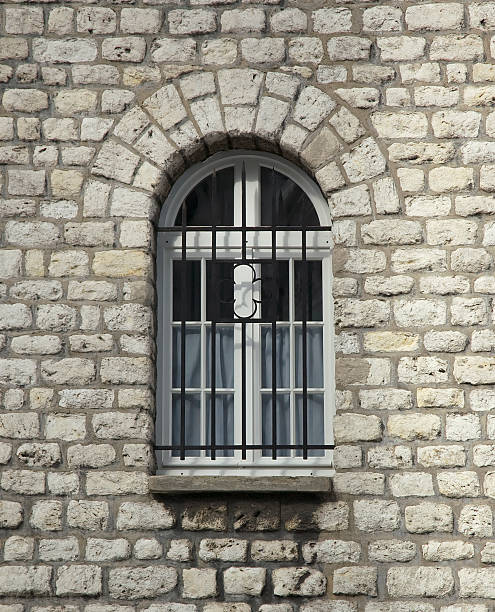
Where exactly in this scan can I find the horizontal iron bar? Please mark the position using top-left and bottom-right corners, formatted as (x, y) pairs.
(155, 444), (335, 450)
(158, 225), (332, 232)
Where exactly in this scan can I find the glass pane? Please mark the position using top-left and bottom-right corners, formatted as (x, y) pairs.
(206, 394), (234, 457)
(206, 326), (234, 389)
(295, 261), (322, 321)
(261, 167), (319, 227)
(173, 260), (201, 321)
(174, 167), (234, 226)
(172, 393), (201, 457)
(261, 326), (290, 389)
(206, 261), (234, 322)
(172, 326), (201, 389)
(296, 394), (325, 457)
(261, 261), (289, 321)
(262, 394), (291, 457)
(296, 326), (323, 388)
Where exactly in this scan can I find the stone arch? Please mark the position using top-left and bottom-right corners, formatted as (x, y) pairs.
(85, 68), (396, 225)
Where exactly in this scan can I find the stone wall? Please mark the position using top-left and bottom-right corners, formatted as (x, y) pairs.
(2, 0), (495, 610)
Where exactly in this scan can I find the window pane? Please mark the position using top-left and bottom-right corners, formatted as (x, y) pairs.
(206, 261), (234, 322)
(262, 394), (290, 457)
(295, 394), (325, 457)
(173, 260), (201, 321)
(261, 167), (319, 227)
(172, 394), (201, 457)
(172, 326), (201, 389)
(295, 326), (323, 388)
(294, 261), (322, 321)
(206, 326), (234, 389)
(261, 261), (289, 321)
(175, 167), (234, 226)
(261, 326), (290, 389)
(206, 394), (234, 457)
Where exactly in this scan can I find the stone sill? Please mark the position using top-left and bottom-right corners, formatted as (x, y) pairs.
(149, 475), (331, 494)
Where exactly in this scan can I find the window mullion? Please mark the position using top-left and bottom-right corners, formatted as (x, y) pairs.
(289, 257), (295, 459)
(200, 257), (206, 459)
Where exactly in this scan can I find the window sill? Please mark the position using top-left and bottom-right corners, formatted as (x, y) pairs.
(149, 475), (331, 494)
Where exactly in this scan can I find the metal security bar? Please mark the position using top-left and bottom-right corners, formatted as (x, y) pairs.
(155, 165), (334, 461)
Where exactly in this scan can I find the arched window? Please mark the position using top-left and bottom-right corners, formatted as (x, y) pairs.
(156, 151), (334, 475)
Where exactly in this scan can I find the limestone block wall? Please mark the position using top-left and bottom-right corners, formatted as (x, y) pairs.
(2, 0), (495, 610)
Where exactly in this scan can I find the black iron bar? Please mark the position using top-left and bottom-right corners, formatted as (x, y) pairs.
(158, 225), (331, 232)
(210, 171), (217, 460)
(156, 444), (334, 450)
(180, 201), (187, 461)
(241, 163), (247, 460)
(301, 223), (308, 460)
(241, 322), (247, 460)
(241, 162), (247, 260)
(271, 167), (277, 460)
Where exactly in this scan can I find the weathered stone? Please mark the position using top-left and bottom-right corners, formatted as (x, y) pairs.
(117, 502), (174, 530)
(182, 568), (217, 599)
(86, 471), (149, 496)
(354, 500), (400, 532)
(0, 567), (51, 596)
(273, 568), (326, 597)
(56, 565), (102, 596)
(390, 473), (435, 497)
(199, 539), (248, 562)
(65, 503), (108, 535)
(368, 540), (416, 563)
(387, 567), (454, 598)
(2, 470), (45, 495)
(333, 567), (376, 596)
(459, 568), (495, 598)
(39, 537), (79, 562)
(252, 540), (298, 562)
(224, 567), (266, 596)
(0, 501), (23, 528)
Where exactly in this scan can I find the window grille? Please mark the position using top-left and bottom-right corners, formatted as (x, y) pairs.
(155, 152), (334, 474)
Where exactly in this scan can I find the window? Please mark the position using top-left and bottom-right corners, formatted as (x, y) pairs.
(156, 151), (334, 475)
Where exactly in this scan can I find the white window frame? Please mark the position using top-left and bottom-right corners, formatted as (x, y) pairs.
(156, 151), (335, 476)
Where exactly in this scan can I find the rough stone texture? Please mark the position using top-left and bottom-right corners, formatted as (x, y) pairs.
(3, 2), (495, 609)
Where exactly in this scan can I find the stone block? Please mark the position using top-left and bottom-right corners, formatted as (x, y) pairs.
(459, 568), (495, 598)
(56, 565), (102, 596)
(368, 540), (416, 563)
(459, 504), (493, 537)
(86, 471), (149, 496)
(333, 567), (376, 596)
(354, 500), (400, 532)
(182, 568), (217, 599)
(0, 567), (51, 597)
(86, 538), (131, 562)
(388, 414), (441, 441)
(117, 502), (174, 530)
(39, 537), (79, 562)
(199, 539), (248, 562)
(273, 568), (326, 597)
(251, 540), (298, 562)
(102, 37), (146, 62)
(387, 567), (454, 598)
(67, 500), (109, 531)
(224, 567), (266, 596)
(390, 473), (434, 497)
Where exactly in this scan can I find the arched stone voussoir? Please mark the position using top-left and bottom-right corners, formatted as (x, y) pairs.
(88, 68), (393, 221)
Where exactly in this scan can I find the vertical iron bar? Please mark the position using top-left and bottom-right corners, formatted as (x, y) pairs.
(241, 163), (247, 460)
(271, 167), (277, 460)
(302, 225), (308, 460)
(241, 162), (247, 261)
(180, 201), (187, 461)
(241, 324), (246, 460)
(210, 171), (217, 460)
